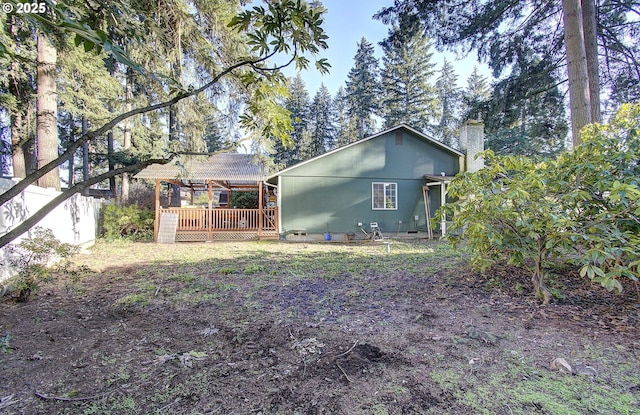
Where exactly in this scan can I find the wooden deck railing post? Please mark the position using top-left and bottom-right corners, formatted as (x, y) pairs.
(154, 179), (160, 241)
(258, 181), (264, 237)
(207, 180), (213, 241)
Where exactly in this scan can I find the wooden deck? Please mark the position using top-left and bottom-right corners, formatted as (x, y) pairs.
(157, 207), (278, 241)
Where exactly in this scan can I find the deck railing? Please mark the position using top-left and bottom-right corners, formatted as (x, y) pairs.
(159, 207), (278, 233)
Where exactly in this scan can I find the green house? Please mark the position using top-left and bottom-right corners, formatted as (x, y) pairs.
(268, 123), (484, 239)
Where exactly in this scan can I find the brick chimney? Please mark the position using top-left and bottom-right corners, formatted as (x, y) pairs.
(458, 120), (485, 172)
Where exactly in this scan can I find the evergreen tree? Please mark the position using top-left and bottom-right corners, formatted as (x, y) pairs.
(57, 38), (121, 187)
(35, 33), (59, 190)
(462, 66), (491, 121)
(379, 28), (437, 133)
(332, 86), (357, 147)
(345, 37), (380, 139)
(375, 0), (640, 145)
(303, 83), (334, 158)
(482, 55), (568, 157)
(434, 58), (460, 147)
(274, 73), (310, 166)
(0, 0), (332, 247)
(1, 14), (35, 179)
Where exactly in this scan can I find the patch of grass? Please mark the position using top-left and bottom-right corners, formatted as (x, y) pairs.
(218, 266), (237, 275)
(430, 349), (640, 415)
(243, 263), (265, 274)
(114, 293), (150, 307)
(80, 396), (137, 415)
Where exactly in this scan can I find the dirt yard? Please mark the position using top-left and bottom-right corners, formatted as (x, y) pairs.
(1, 239), (639, 414)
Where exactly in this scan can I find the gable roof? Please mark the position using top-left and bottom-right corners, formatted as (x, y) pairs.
(268, 124), (464, 179)
(135, 153), (265, 182)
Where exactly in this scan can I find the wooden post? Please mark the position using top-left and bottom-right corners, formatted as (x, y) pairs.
(258, 181), (264, 237)
(207, 180), (213, 241)
(154, 179), (160, 242)
(422, 186), (433, 239)
(440, 182), (447, 236)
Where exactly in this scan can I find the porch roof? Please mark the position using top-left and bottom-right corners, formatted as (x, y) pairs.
(135, 153), (266, 183)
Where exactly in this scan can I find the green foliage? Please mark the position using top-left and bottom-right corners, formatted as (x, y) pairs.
(230, 192), (259, 209)
(375, 0), (639, 111)
(441, 104), (640, 302)
(434, 58), (461, 146)
(100, 204), (154, 241)
(481, 58), (568, 157)
(380, 27), (437, 134)
(0, 333), (12, 353)
(303, 83), (334, 158)
(6, 227), (79, 302)
(345, 37), (380, 139)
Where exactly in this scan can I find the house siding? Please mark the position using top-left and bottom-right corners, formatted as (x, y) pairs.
(276, 128), (459, 234)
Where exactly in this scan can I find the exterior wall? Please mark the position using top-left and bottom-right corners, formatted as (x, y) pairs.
(458, 120), (485, 172)
(277, 129), (459, 234)
(0, 178), (102, 282)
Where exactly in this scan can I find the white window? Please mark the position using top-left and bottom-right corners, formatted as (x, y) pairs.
(372, 182), (397, 210)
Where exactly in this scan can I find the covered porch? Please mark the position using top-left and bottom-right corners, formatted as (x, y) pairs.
(423, 174), (455, 239)
(135, 153), (278, 242)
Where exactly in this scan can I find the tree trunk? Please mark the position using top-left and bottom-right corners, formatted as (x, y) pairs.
(581, 0), (601, 124)
(121, 68), (134, 204)
(532, 237), (552, 305)
(168, 60), (181, 207)
(562, 0), (592, 146)
(107, 130), (116, 197)
(8, 16), (30, 179)
(36, 32), (60, 190)
(68, 115), (75, 187)
(82, 117), (89, 195)
(10, 102), (28, 179)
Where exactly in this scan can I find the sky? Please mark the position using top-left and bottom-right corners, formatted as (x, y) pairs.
(283, 0), (492, 97)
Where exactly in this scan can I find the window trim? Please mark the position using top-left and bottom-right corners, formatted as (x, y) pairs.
(372, 182), (398, 210)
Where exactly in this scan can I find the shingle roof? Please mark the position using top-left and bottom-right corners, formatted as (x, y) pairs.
(134, 153), (266, 182)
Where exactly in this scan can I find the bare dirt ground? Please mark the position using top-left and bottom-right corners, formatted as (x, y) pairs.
(1, 239), (639, 414)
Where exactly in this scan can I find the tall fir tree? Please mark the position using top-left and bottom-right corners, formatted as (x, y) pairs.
(345, 37), (380, 139)
(375, 0), (640, 145)
(482, 55), (568, 157)
(300, 83), (334, 160)
(461, 66), (491, 122)
(434, 58), (460, 147)
(332, 86), (357, 148)
(35, 33), (59, 190)
(2, 14), (36, 178)
(274, 74), (310, 166)
(379, 29), (437, 133)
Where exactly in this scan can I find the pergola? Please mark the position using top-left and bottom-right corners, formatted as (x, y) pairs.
(135, 153), (278, 242)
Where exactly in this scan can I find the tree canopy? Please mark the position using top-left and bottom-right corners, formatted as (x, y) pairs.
(0, 0), (331, 247)
(374, 0), (640, 144)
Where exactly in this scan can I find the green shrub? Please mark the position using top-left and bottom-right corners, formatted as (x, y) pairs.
(230, 192), (259, 208)
(100, 203), (154, 241)
(5, 227), (79, 302)
(441, 103), (640, 303)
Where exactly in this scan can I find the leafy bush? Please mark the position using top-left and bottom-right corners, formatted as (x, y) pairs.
(5, 227), (79, 302)
(441, 104), (640, 303)
(100, 203), (154, 240)
(230, 192), (259, 208)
